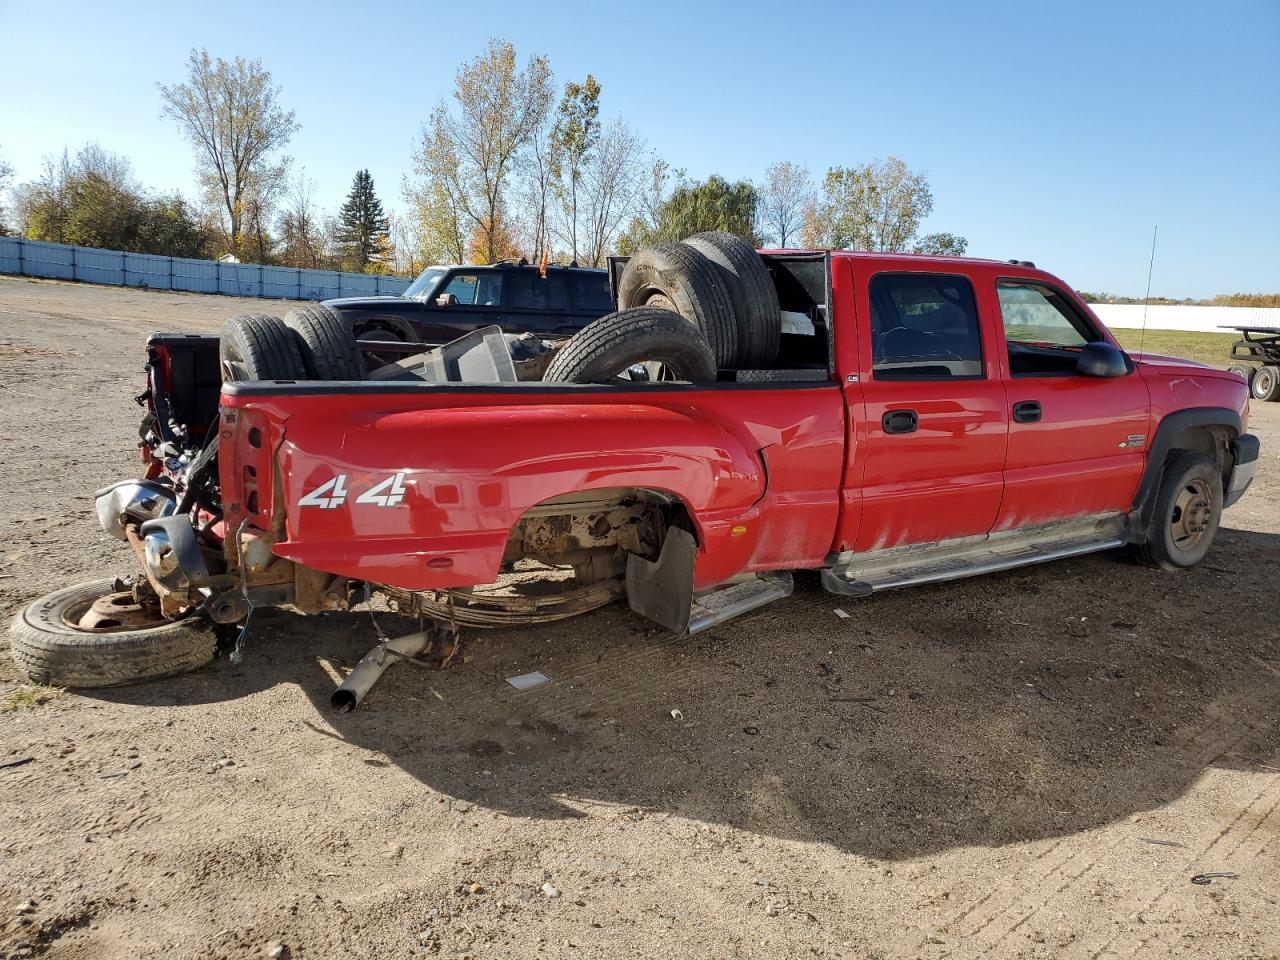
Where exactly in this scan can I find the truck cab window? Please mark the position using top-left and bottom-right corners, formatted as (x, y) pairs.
(441, 272), (503, 307)
(869, 273), (983, 380)
(998, 281), (1100, 376)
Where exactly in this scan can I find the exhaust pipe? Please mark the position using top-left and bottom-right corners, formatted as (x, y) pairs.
(331, 631), (433, 712)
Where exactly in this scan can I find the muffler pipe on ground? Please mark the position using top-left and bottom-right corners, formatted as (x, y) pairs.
(331, 631), (433, 712)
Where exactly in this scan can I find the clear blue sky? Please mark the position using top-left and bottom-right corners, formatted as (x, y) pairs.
(1, 0), (1276, 297)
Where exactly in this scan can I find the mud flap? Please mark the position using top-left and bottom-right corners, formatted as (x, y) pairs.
(625, 526), (697, 633)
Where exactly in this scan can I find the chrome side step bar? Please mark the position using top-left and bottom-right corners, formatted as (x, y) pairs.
(687, 572), (794, 635)
(823, 514), (1125, 597)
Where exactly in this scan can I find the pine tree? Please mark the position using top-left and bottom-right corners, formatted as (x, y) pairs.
(337, 169), (389, 271)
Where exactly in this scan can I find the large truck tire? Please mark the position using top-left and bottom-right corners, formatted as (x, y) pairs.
(283, 304), (366, 380)
(10, 580), (215, 688)
(1129, 452), (1223, 571)
(616, 242), (740, 369)
(543, 307), (718, 384)
(1250, 365), (1280, 401)
(219, 314), (308, 383)
(682, 232), (780, 367)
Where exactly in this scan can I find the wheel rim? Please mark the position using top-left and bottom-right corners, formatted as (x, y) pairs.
(616, 360), (676, 384)
(1170, 478), (1214, 550)
(1256, 368), (1276, 396)
(61, 589), (169, 633)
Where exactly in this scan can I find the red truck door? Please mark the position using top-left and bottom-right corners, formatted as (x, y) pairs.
(841, 268), (1009, 553)
(992, 279), (1150, 529)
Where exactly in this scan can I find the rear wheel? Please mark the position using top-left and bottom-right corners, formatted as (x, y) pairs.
(10, 580), (215, 688)
(1250, 364), (1280, 401)
(219, 314), (307, 383)
(283, 304), (365, 380)
(543, 307), (717, 384)
(1227, 363), (1256, 388)
(1131, 452), (1223, 571)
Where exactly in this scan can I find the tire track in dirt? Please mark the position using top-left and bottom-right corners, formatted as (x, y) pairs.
(917, 707), (1258, 958)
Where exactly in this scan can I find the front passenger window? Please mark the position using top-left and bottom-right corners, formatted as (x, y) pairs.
(998, 281), (1102, 376)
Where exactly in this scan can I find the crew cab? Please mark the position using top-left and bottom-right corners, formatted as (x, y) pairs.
(10, 248), (1260, 694)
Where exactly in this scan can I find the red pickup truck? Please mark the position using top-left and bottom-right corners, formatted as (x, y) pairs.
(10, 247), (1260, 693)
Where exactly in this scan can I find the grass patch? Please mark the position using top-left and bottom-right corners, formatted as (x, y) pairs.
(1111, 328), (1239, 369)
(1, 684), (65, 712)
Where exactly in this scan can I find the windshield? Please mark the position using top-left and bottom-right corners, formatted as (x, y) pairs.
(402, 267), (448, 301)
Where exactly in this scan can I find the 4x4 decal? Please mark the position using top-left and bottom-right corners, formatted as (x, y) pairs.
(299, 473), (406, 509)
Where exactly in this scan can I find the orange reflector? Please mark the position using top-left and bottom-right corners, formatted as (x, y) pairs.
(426, 557), (453, 569)
(731, 525), (748, 537)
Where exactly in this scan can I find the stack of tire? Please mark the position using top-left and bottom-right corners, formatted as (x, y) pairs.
(1230, 363), (1280, 402)
(218, 304), (367, 384)
(543, 232), (781, 384)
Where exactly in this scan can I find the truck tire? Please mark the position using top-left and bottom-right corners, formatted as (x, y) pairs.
(220, 314), (308, 383)
(1250, 364), (1280, 401)
(10, 580), (215, 688)
(1227, 363), (1256, 388)
(283, 304), (366, 380)
(543, 307), (717, 384)
(682, 232), (781, 367)
(616, 242), (740, 369)
(1130, 452), (1223, 571)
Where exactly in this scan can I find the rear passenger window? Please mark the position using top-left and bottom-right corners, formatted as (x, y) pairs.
(505, 272), (567, 311)
(869, 274), (983, 380)
(569, 272), (613, 312)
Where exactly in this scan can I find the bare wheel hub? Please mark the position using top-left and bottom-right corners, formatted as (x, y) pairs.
(1170, 479), (1213, 547)
(66, 591), (165, 633)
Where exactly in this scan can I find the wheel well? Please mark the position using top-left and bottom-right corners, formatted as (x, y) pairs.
(1167, 424), (1235, 486)
(502, 488), (698, 581)
(353, 316), (418, 342)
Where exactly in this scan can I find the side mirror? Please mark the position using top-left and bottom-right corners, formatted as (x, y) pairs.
(435, 293), (458, 308)
(1077, 341), (1128, 378)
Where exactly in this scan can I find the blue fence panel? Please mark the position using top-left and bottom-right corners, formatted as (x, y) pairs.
(171, 255), (219, 294)
(73, 246), (123, 285)
(0, 236), (21, 273)
(377, 275), (412, 296)
(260, 266), (301, 300)
(0, 237), (415, 303)
(123, 252), (172, 290)
(299, 270), (340, 300)
(20, 240), (75, 280)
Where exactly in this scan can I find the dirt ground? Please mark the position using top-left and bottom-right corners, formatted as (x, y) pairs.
(0, 276), (1277, 960)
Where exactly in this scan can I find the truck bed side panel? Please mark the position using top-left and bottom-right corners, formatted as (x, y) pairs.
(220, 384), (844, 591)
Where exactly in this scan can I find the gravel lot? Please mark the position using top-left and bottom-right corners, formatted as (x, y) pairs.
(1, 277), (1277, 960)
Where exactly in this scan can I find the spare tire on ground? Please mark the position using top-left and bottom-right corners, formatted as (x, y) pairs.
(283, 303), (365, 380)
(543, 307), (717, 384)
(219, 314), (308, 383)
(616, 242), (740, 369)
(682, 231), (780, 368)
(10, 579), (215, 688)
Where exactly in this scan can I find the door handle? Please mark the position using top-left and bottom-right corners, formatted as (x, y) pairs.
(882, 409), (918, 434)
(1013, 400), (1042, 423)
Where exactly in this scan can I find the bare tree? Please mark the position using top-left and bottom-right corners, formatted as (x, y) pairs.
(580, 119), (645, 267)
(409, 39), (552, 264)
(515, 119), (555, 263)
(277, 171), (325, 268)
(759, 161), (813, 248)
(159, 49), (298, 259)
